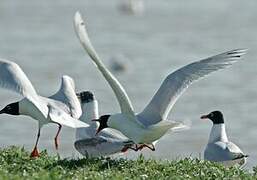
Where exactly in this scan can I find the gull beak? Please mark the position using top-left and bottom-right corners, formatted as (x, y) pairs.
(200, 114), (209, 119)
(0, 108), (5, 114)
(95, 128), (100, 136)
(92, 119), (99, 122)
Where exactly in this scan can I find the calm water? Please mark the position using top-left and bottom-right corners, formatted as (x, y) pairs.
(0, 0), (257, 169)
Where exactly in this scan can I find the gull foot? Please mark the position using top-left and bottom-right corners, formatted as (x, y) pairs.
(30, 147), (40, 158)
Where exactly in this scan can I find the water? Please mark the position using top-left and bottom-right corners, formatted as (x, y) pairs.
(0, 0), (256, 169)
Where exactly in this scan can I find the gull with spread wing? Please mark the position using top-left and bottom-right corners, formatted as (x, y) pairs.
(74, 11), (247, 151)
(0, 59), (89, 157)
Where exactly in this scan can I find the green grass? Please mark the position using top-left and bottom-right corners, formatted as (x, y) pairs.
(0, 146), (256, 179)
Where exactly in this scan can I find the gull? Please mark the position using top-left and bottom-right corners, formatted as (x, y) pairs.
(201, 111), (248, 167)
(75, 91), (135, 157)
(74, 11), (247, 151)
(0, 59), (89, 157)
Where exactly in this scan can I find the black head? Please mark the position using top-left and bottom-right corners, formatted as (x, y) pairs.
(201, 111), (224, 124)
(76, 91), (94, 103)
(92, 115), (110, 135)
(0, 102), (19, 115)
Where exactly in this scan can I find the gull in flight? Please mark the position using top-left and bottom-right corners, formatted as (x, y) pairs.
(201, 111), (248, 167)
(75, 91), (135, 157)
(74, 11), (247, 151)
(0, 59), (89, 157)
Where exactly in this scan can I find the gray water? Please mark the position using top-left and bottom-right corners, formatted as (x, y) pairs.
(0, 0), (256, 170)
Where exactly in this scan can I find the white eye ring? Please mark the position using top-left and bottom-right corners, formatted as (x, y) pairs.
(209, 113), (214, 117)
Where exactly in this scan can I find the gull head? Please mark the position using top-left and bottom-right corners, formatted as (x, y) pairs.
(200, 111), (224, 124)
(76, 91), (94, 103)
(92, 114), (110, 135)
(0, 102), (19, 115)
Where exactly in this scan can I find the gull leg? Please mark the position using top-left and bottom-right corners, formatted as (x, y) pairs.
(146, 144), (155, 151)
(121, 146), (129, 152)
(138, 144), (155, 151)
(30, 128), (41, 158)
(54, 123), (62, 150)
(122, 144), (139, 152)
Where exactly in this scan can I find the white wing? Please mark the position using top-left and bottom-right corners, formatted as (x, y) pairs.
(48, 105), (89, 128)
(0, 59), (48, 117)
(73, 11), (135, 116)
(50, 75), (82, 119)
(226, 141), (247, 160)
(138, 49), (247, 125)
(204, 141), (247, 162)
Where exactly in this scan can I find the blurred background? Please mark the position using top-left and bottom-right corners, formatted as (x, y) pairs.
(0, 0), (256, 169)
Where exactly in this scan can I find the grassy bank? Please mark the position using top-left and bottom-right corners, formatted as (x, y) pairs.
(0, 146), (256, 179)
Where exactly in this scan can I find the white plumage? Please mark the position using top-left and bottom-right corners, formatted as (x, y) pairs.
(202, 111), (248, 167)
(75, 91), (134, 157)
(74, 11), (246, 151)
(0, 59), (89, 157)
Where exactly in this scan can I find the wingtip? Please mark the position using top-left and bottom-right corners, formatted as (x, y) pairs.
(74, 11), (82, 20)
(227, 48), (248, 56)
(74, 11), (85, 28)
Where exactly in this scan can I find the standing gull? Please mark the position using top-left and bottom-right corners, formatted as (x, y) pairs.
(201, 111), (248, 167)
(74, 11), (247, 151)
(75, 91), (134, 157)
(0, 59), (89, 157)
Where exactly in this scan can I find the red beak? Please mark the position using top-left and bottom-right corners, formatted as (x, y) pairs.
(200, 114), (209, 119)
(92, 119), (99, 122)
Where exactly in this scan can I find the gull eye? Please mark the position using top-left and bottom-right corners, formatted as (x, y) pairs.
(209, 113), (214, 117)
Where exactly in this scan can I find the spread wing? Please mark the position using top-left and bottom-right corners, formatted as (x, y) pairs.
(138, 49), (247, 125)
(0, 59), (48, 117)
(73, 11), (135, 116)
(50, 75), (82, 119)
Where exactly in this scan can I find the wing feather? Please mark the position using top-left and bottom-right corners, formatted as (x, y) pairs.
(204, 141), (247, 162)
(73, 12), (135, 116)
(48, 105), (89, 128)
(0, 59), (48, 117)
(50, 75), (82, 119)
(139, 49), (247, 124)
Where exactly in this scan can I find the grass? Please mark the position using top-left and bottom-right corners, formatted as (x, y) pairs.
(0, 146), (256, 179)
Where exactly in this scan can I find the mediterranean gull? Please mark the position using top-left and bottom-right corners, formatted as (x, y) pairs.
(0, 59), (89, 157)
(75, 91), (134, 157)
(201, 111), (248, 167)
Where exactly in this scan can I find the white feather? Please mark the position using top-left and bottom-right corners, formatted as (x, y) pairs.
(50, 75), (82, 119)
(0, 59), (88, 129)
(0, 59), (48, 118)
(139, 49), (247, 125)
(74, 12), (135, 116)
(48, 105), (89, 128)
